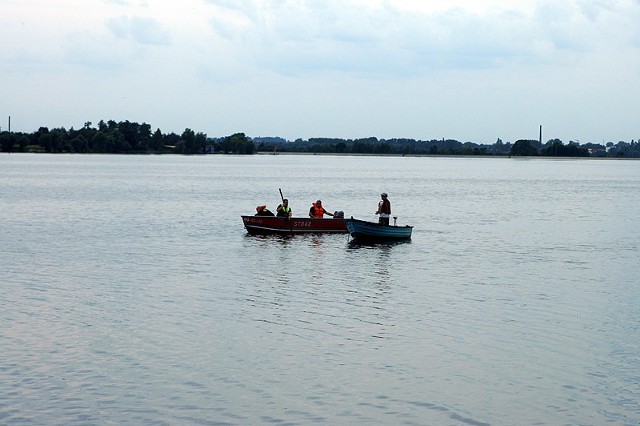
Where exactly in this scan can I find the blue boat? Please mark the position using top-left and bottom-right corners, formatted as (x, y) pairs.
(345, 217), (413, 242)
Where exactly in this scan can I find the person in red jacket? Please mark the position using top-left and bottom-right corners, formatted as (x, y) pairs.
(255, 205), (274, 216)
(308, 200), (334, 218)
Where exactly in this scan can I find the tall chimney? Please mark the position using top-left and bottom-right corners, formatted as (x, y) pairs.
(539, 125), (542, 145)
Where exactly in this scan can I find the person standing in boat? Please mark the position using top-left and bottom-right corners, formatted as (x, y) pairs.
(375, 193), (391, 225)
(309, 200), (334, 218)
(277, 199), (292, 219)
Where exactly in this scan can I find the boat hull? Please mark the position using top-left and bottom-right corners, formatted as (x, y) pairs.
(345, 218), (413, 242)
(242, 215), (348, 235)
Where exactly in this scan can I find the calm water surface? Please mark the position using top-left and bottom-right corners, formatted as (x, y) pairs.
(1, 154), (639, 425)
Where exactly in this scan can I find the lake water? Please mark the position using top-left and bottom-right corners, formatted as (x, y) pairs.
(1, 154), (639, 425)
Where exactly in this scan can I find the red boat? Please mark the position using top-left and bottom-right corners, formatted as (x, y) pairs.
(242, 215), (348, 235)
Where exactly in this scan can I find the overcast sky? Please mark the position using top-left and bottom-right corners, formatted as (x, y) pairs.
(2, 0), (639, 144)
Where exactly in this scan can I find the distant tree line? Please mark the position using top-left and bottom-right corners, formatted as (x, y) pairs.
(255, 136), (640, 158)
(2, 120), (639, 158)
(0, 120), (254, 155)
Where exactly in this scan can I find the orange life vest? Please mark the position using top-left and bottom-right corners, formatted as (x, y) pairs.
(311, 203), (325, 218)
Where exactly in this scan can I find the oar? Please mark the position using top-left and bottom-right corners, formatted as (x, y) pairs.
(279, 188), (293, 234)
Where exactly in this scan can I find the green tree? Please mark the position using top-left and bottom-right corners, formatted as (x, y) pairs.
(38, 133), (52, 152)
(69, 135), (89, 153)
(174, 140), (186, 154)
(103, 130), (129, 153)
(118, 121), (141, 151)
(195, 132), (208, 153)
(150, 128), (164, 151)
(182, 128), (207, 154)
(164, 132), (181, 152)
(138, 123), (152, 151)
(540, 140), (589, 157)
(181, 128), (196, 153)
(510, 140), (538, 156)
(222, 133), (254, 154)
(49, 128), (67, 153)
(352, 140), (374, 153)
(91, 132), (108, 153)
(1, 132), (13, 152)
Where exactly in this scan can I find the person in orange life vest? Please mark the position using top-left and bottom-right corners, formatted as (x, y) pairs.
(375, 193), (391, 225)
(308, 200), (334, 218)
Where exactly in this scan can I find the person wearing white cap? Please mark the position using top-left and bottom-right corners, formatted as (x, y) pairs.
(375, 193), (391, 225)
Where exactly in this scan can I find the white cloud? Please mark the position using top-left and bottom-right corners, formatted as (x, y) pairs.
(204, 0), (637, 77)
(107, 16), (171, 45)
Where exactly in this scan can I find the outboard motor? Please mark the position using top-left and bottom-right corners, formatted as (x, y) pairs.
(333, 210), (344, 218)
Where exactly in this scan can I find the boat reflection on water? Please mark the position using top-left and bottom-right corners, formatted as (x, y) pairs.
(347, 238), (411, 249)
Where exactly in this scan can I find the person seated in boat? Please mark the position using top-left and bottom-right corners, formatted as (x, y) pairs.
(276, 199), (292, 219)
(255, 205), (275, 216)
(375, 192), (391, 225)
(309, 200), (334, 218)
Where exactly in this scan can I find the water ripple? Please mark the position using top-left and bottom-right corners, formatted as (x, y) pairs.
(2, 155), (640, 425)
